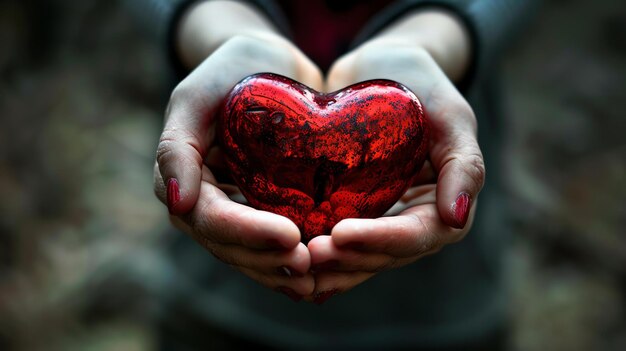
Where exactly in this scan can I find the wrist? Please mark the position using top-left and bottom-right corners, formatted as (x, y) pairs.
(175, 0), (284, 69)
(371, 8), (471, 82)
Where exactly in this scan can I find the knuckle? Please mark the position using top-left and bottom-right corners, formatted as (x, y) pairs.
(155, 138), (174, 166)
(449, 98), (474, 116)
(213, 204), (234, 228)
(441, 149), (486, 191)
(379, 222), (413, 254)
(464, 153), (486, 189)
(197, 201), (219, 234)
(417, 234), (441, 256)
(169, 84), (187, 104)
(156, 129), (204, 167)
(392, 213), (442, 258)
(460, 105), (478, 131)
(167, 81), (215, 120)
(167, 83), (199, 113)
(443, 101), (477, 130)
(209, 202), (249, 246)
(409, 214), (442, 255)
(188, 212), (210, 240)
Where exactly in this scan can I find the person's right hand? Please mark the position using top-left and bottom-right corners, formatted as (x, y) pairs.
(153, 32), (323, 301)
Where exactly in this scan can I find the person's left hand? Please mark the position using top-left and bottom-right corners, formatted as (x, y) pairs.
(303, 39), (485, 304)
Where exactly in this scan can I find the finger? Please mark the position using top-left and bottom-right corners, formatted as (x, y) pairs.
(156, 36), (323, 215)
(214, 183), (248, 205)
(308, 235), (409, 273)
(303, 271), (374, 305)
(238, 267), (315, 297)
(153, 162), (167, 203)
(332, 204), (467, 258)
(155, 87), (214, 215)
(325, 51), (359, 92)
(154, 159), (212, 204)
(169, 211), (308, 277)
(173, 216), (308, 274)
(181, 181), (301, 250)
(400, 184), (437, 205)
(386, 184), (436, 216)
(379, 62), (484, 229)
(326, 45), (435, 92)
(207, 165), (245, 202)
(204, 145), (235, 184)
(328, 46), (485, 229)
(214, 183), (241, 197)
(209, 242), (311, 277)
(426, 95), (485, 229)
(388, 54), (484, 229)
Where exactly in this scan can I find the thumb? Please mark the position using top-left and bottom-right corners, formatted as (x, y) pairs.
(428, 99), (485, 228)
(155, 88), (214, 214)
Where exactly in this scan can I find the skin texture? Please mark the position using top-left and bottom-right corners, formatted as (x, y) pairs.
(153, 0), (485, 302)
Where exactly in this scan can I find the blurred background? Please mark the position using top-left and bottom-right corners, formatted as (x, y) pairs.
(0, 0), (624, 350)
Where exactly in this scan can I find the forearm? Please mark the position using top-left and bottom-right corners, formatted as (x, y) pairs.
(347, 0), (538, 87)
(364, 8), (471, 83)
(175, 0), (284, 69)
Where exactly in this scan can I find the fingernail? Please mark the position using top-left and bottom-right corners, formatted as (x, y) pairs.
(452, 192), (471, 228)
(313, 289), (339, 305)
(276, 287), (302, 302)
(311, 260), (339, 272)
(275, 265), (304, 278)
(167, 178), (180, 214)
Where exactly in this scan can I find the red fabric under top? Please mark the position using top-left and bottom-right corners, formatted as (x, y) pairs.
(275, 0), (392, 71)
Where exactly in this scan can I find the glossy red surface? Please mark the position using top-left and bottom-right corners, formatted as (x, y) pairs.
(218, 73), (429, 242)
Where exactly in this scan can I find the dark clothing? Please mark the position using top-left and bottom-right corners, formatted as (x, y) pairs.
(127, 0), (538, 349)
(127, 0), (537, 86)
(273, 0), (394, 71)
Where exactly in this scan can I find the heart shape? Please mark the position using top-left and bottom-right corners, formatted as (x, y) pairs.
(218, 73), (429, 242)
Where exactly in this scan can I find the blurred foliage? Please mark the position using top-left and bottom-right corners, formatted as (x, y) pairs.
(0, 0), (625, 350)
(502, 1), (626, 350)
(0, 1), (170, 350)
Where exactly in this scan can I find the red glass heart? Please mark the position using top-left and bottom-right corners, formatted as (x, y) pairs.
(218, 73), (429, 242)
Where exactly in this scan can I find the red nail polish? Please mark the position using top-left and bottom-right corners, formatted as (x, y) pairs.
(453, 192), (471, 228)
(313, 289), (339, 305)
(276, 287), (302, 302)
(167, 178), (180, 213)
